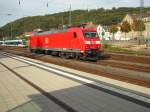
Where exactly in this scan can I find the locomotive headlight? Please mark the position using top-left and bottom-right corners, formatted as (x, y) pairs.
(85, 45), (90, 48)
(85, 41), (91, 44)
(96, 41), (100, 44)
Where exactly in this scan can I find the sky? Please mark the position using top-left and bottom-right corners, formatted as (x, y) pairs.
(0, 0), (150, 27)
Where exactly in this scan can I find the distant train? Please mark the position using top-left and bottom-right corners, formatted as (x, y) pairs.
(0, 41), (4, 45)
(29, 27), (103, 61)
(0, 39), (26, 47)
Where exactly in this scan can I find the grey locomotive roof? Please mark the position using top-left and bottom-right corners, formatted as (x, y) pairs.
(34, 29), (67, 36)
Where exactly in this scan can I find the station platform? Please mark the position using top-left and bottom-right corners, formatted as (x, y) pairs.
(0, 52), (150, 112)
(0, 64), (67, 112)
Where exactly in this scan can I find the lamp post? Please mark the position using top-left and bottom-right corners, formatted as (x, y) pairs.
(7, 14), (13, 39)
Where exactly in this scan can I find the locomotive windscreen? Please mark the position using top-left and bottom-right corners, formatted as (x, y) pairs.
(84, 32), (98, 38)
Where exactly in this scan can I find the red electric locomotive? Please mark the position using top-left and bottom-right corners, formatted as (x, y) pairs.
(29, 27), (102, 61)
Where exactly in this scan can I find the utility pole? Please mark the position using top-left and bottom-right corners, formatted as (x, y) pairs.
(139, 0), (144, 44)
(11, 23), (13, 39)
(62, 16), (64, 29)
(69, 4), (72, 26)
(0, 13), (12, 40)
(7, 14), (13, 39)
(140, 0), (144, 14)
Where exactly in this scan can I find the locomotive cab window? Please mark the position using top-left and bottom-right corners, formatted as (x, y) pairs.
(84, 32), (98, 38)
(73, 32), (77, 38)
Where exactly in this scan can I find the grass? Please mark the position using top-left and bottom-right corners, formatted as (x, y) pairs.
(103, 44), (148, 56)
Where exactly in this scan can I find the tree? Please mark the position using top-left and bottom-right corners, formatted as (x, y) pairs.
(112, 7), (116, 11)
(121, 21), (131, 38)
(132, 20), (145, 44)
(0, 29), (2, 39)
(109, 25), (118, 40)
(0, 7), (150, 38)
(0, 29), (5, 40)
(132, 19), (145, 31)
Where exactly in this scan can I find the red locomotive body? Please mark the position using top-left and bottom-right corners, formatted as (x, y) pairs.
(29, 27), (102, 60)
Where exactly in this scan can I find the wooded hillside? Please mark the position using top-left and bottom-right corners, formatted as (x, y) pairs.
(0, 7), (150, 39)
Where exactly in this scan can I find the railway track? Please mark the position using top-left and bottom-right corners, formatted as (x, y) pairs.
(0, 52), (150, 110)
(1, 46), (150, 67)
(0, 46), (150, 88)
(96, 60), (150, 73)
(109, 53), (150, 64)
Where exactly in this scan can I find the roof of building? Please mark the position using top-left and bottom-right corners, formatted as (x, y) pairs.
(128, 13), (150, 19)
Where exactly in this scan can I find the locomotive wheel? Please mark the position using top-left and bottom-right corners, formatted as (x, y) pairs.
(59, 52), (70, 59)
(75, 53), (80, 59)
(59, 52), (65, 58)
(51, 51), (59, 56)
(30, 49), (34, 53)
(71, 53), (77, 59)
(35, 50), (40, 54)
(64, 54), (70, 59)
(45, 50), (49, 55)
(31, 49), (37, 53)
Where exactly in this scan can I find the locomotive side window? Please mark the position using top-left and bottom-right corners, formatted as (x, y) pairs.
(73, 32), (77, 38)
(84, 32), (98, 38)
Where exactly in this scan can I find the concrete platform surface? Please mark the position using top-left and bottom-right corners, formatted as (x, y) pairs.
(0, 52), (150, 112)
(0, 64), (67, 112)
(4, 52), (150, 97)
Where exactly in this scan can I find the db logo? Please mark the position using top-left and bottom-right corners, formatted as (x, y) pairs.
(45, 38), (49, 44)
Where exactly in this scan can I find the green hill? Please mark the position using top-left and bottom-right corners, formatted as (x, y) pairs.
(0, 7), (150, 39)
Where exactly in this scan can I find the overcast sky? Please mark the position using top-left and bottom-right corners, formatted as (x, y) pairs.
(0, 0), (150, 27)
